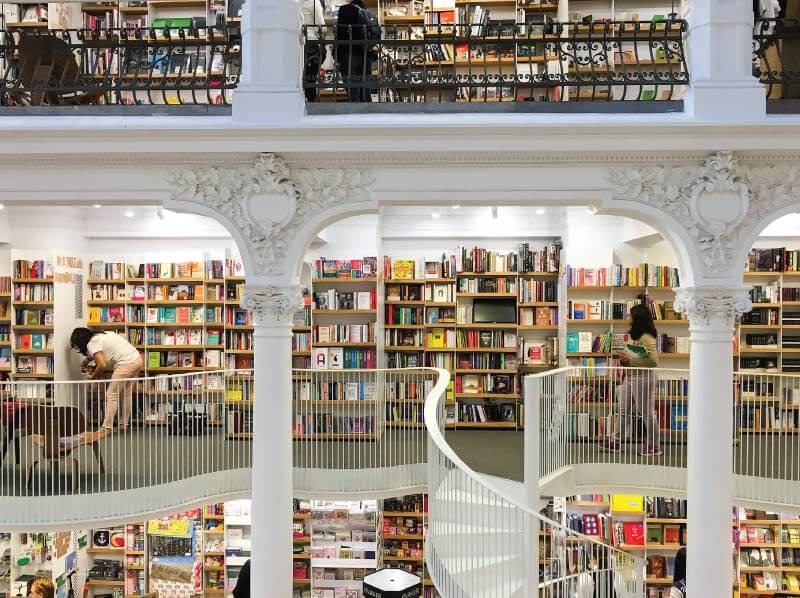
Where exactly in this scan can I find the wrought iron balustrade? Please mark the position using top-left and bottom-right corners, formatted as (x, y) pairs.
(0, 25), (240, 107)
(754, 17), (800, 101)
(303, 19), (689, 106)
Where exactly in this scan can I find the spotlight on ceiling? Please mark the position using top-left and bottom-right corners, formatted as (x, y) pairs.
(124, 210), (135, 218)
(431, 212), (440, 219)
(536, 208), (546, 215)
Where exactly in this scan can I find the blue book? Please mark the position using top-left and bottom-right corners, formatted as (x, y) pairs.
(671, 405), (688, 430)
(566, 332), (579, 353)
(31, 334), (43, 350)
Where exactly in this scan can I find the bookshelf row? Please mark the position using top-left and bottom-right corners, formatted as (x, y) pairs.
(0, 493), (437, 598)
(83, 260), (255, 374)
(0, 503), (236, 598)
(0, 259), (256, 383)
(561, 494), (800, 598)
(737, 261), (800, 375)
(293, 493), (439, 598)
(292, 248), (691, 432)
(2, 0), (244, 31)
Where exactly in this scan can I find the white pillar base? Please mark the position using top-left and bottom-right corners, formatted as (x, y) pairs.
(233, 85), (306, 122)
(686, 80), (766, 120)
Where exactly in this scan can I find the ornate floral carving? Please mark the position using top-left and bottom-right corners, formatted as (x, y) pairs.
(740, 163), (800, 244)
(167, 153), (372, 276)
(610, 152), (751, 273)
(240, 284), (304, 326)
(674, 287), (752, 329)
(686, 152), (750, 269)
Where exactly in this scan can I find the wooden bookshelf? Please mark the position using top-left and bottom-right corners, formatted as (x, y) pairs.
(0, 279), (10, 375)
(455, 267), (524, 430)
(381, 248), (560, 430)
(565, 276), (688, 366)
(380, 494), (430, 584)
(11, 261), (54, 382)
(293, 260), (378, 440)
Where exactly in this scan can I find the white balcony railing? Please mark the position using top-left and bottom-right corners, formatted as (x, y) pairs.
(424, 368), (644, 597)
(530, 366), (800, 511)
(0, 367), (444, 528)
(292, 367), (441, 498)
(0, 370), (254, 529)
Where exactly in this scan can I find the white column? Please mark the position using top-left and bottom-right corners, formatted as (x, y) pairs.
(523, 375), (540, 596)
(675, 286), (751, 595)
(685, 0), (765, 119)
(241, 284), (304, 595)
(233, 0), (305, 122)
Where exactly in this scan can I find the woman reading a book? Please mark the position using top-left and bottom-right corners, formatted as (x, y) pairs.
(70, 327), (142, 438)
(600, 304), (662, 457)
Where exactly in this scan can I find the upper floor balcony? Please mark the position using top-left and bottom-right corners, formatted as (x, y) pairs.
(0, 0), (794, 121)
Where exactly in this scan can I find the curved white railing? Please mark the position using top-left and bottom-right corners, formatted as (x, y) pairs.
(0, 369), (254, 529)
(530, 366), (800, 510)
(292, 367), (441, 498)
(0, 367), (444, 529)
(424, 368), (644, 598)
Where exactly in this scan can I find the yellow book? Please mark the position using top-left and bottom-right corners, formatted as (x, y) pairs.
(392, 259), (416, 280)
(227, 381), (243, 401)
(610, 494), (644, 514)
(429, 329), (445, 349)
(88, 307), (101, 323)
(790, 575), (800, 592)
(446, 380), (455, 402)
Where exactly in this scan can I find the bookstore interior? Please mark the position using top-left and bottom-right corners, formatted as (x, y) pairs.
(1, 204), (800, 597)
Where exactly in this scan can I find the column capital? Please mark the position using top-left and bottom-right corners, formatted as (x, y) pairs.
(241, 284), (304, 327)
(674, 286), (752, 330)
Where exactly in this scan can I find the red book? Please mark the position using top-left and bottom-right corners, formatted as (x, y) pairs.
(664, 525), (681, 545)
(623, 521), (645, 545)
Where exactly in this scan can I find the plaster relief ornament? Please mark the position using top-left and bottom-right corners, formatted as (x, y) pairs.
(609, 152), (751, 273)
(168, 153), (372, 276)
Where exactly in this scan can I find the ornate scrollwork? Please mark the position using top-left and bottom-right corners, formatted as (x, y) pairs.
(608, 151), (798, 275)
(167, 153), (373, 277)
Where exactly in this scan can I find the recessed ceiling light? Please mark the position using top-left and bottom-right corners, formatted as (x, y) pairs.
(536, 208), (545, 215)
(93, 204), (102, 209)
(431, 212), (440, 219)
(124, 210), (135, 218)
(451, 204), (460, 210)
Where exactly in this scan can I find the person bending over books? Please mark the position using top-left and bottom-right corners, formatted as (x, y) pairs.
(600, 304), (662, 457)
(70, 327), (142, 438)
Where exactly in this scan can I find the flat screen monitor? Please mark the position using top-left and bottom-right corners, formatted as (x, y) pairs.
(473, 299), (517, 324)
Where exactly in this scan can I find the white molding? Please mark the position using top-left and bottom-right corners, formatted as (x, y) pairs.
(8, 149), (800, 168)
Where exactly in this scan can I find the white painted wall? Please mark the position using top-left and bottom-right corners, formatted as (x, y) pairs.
(564, 208), (680, 270)
(304, 214), (379, 264)
(754, 213), (800, 251)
